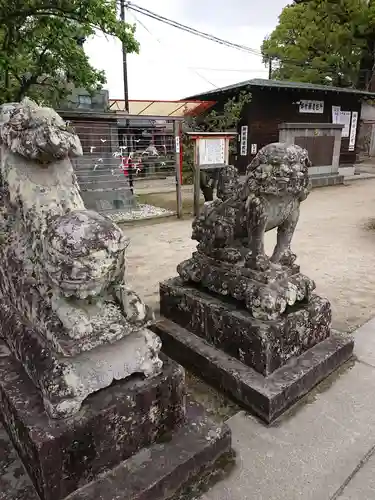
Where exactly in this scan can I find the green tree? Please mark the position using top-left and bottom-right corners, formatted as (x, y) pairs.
(0, 0), (139, 105)
(262, 0), (371, 88)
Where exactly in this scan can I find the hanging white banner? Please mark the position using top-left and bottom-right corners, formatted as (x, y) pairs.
(348, 112), (358, 151)
(240, 125), (248, 156)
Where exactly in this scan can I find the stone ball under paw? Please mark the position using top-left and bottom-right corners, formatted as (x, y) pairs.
(43, 210), (129, 298)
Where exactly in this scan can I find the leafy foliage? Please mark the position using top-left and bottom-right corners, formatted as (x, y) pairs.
(0, 0), (139, 105)
(185, 92), (252, 134)
(182, 91), (251, 183)
(262, 0), (374, 88)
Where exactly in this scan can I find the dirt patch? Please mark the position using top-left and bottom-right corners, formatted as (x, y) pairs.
(185, 372), (239, 423)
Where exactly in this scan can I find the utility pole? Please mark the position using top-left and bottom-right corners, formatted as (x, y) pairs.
(120, 0), (130, 112)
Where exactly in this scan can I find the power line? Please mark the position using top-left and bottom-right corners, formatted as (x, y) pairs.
(191, 67), (268, 73)
(122, 2), (369, 88)
(124, 3), (354, 74)
(127, 9), (218, 89)
(125, 1), (263, 57)
(122, 2), (332, 73)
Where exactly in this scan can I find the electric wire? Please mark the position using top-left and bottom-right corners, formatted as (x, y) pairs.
(125, 1), (263, 56)
(127, 9), (219, 88)
(122, 2), (371, 86)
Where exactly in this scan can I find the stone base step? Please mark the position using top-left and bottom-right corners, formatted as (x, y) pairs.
(310, 174), (344, 188)
(0, 346), (232, 500)
(152, 319), (354, 424)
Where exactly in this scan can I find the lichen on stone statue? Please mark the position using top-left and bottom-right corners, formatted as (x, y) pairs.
(1, 97), (82, 162)
(0, 98), (163, 419)
(178, 142), (316, 321)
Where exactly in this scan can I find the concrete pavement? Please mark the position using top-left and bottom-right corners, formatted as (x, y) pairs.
(201, 318), (375, 500)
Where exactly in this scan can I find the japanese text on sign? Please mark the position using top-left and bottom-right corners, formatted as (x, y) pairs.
(240, 125), (248, 156)
(198, 138), (225, 165)
(332, 105), (341, 124)
(348, 112), (358, 152)
(339, 111), (351, 138)
(299, 100), (324, 114)
(332, 106), (351, 138)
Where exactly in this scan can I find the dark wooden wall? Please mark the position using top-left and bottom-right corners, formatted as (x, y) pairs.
(236, 88), (361, 173)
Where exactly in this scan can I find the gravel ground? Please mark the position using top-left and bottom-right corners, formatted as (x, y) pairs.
(106, 204), (174, 222)
(121, 179), (375, 334)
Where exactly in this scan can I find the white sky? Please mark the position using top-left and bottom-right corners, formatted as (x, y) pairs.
(84, 0), (289, 100)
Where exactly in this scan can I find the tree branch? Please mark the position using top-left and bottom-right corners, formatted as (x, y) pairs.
(0, 7), (122, 38)
(15, 39), (55, 100)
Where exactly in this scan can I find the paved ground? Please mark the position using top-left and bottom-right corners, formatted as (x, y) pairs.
(123, 178), (375, 334)
(201, 317), (375, 500)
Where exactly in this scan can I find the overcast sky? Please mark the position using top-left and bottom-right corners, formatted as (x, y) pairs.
(84, 0), (289, 101)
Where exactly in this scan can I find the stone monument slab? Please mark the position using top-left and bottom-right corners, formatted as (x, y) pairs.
(154, 142), (354, 423)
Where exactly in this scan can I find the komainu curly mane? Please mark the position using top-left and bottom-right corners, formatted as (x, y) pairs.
(244, 142), (311, 200)
(1, 97), (82, 163)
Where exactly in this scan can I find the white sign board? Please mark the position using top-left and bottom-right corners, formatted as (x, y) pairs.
(332, 106), (351, 138)
(251, 144), (257, 154)
(332, 105), (341, 124)
(339, 111), (351, 138)
(299, 100), (324, 114)
(175, 136), (180, 153)
(198, 138), (225, 165)
(240, 125), (248, 156)
(348, 111), (358, 151)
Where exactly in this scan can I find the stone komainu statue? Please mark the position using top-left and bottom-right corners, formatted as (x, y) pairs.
(178, 142), (315, 321)
(0, 98), (162, 419)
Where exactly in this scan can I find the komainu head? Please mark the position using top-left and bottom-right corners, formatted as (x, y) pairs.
(245, 142), (311, 200)
(0, 98), (82, 163)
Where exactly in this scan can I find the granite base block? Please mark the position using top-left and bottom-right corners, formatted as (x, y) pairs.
(0, 341), (186, 500)
(0, 424), (36, 500)
(152, 319), (354, 424)
(0, 405), (232, 500)
(160, 278), (331, 376)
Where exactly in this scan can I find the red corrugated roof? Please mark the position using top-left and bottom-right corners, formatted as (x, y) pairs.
(108, 99), (216, 117)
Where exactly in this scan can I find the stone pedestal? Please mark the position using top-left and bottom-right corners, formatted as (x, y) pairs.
(155, 279), (353, 423)
(0, 341), (232, 500)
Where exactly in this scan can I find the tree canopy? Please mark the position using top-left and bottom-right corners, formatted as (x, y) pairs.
(261, 0), (375, 89)
(0, 0), (139, 105)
